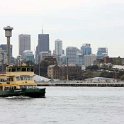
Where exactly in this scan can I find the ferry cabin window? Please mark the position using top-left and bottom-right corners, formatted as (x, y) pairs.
(22, 68), (26, 72)
(12, 68), (16, 72)
(20, 76), (23, 80)
(0, 79), (6, 82)
(8, 68), (16, 72)
(26, 76), (30, 80)
(16, 76), (20, 81)
(0, 86), (2, 90)
(7, 77), (13, 81)
(27, 67), (34, 72)
(17, 68), (21, 72)
(21, 75), (31, 80)
(27, 67), (31, 72)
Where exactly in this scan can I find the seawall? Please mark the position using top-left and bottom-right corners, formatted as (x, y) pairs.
(37, 81), (124, 87)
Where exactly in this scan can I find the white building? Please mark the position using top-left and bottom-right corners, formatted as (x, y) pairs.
(19, 34), (31, 55)
(84, 54), (96, 67)
(55, 39), (63, 56)
(55, 39), (63, 65)
(66, 47), (80, 65)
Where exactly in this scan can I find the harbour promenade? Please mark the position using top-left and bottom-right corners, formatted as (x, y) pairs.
(37, 80), (124, 87)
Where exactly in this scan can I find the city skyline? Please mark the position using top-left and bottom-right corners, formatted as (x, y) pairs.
(0, 0), (124, 57)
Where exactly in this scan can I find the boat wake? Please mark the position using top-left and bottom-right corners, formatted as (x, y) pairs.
(5, 96), (31, 99)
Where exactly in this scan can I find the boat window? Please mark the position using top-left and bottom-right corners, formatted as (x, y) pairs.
(30, 76), (33, 80)
(27, 67), (34, 72)
(0, 79), (6, 82)
(4, 87), (10, 90)
(23, 76), (27, 80)
(22, 68), (26, 72)
(8, 77), (13, 81)
(31, 68), (33, 72)
(27, 68), (30, 71)
(0, 86), (2, 90)
(20, 76), (23, 80)
(27, 86), (33, 89)
(17, 75), (33, 80)
(16, 76), (20, 81)
(17, 68), (21, 72)
(12, 68), (16, 72)
(26, 76), (30, 80)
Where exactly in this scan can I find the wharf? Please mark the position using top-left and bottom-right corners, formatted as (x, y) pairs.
(37, 81), (124, 87)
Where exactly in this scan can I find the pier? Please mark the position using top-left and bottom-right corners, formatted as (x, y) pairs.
(37, 81), (124, 87)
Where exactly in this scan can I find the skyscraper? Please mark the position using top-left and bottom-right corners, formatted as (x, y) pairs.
(55, 39), (62, 56)
(37, 34), (49, 53)
(19, 34), (31, 55)
(81, 44), (92, 56)
(35, 33), (49, 63)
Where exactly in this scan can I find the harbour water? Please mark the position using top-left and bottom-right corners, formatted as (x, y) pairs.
(0, 87), (124, 124)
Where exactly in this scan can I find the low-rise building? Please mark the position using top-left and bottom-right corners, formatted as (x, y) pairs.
(47, 64), (82, 80)
(47, 65), (61, 79)
(84, 54), (96, 67)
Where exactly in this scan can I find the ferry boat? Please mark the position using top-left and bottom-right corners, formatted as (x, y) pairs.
(0, 65), (46, 98)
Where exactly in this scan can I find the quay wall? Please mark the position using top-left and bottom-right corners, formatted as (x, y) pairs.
(37, 81), (124, 87)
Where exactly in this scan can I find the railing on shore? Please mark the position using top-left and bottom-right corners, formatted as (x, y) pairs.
(37, 80), (124, 87)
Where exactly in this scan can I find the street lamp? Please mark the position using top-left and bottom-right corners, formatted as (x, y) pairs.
(3, 26), (13, 65)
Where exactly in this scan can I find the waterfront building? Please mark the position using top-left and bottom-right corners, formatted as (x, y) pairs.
(66, 47), (80, 65)
(97, 47), (108, 60)
(84, 54), (96, 67)
(81, 43), (92, 56)
(61, 65), (82, 80)
(19, 34), (31, 55)
(47, 65), (61, 79)
(47, 64), (82, 80)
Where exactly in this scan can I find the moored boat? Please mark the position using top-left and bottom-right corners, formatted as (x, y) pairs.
(0, 65), (46, 98)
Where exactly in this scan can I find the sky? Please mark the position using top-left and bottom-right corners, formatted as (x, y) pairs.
(0, 0), (124, 57)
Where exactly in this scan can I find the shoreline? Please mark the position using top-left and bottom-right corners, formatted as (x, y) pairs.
(37, 82), (124, 87)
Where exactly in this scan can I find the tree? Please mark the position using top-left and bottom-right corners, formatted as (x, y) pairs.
(86, 65), (99, 71)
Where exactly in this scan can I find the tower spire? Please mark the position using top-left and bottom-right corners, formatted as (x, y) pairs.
(42, 26), (44, 34)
